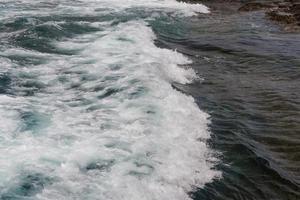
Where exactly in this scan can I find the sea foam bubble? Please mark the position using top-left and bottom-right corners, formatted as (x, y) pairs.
(0, 1), (218, 200)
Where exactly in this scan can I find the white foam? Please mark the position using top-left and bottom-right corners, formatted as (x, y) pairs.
(0, 0), (209, 20)
(83, 0), (210, 16)
(0, 1), (219, 200)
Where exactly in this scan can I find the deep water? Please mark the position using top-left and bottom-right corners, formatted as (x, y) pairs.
(0, 0), (299, 200)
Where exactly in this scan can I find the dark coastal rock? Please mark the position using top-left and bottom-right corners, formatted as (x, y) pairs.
(290, 3), (300, 22)
(267, 10), (296, 24)
(237, 0), (300, 31)
(186, 0), (300, 31)
(238, 2), (275, 11)
(265, 1), (300, 29)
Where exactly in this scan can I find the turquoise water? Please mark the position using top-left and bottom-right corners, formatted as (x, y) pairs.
(0, 1), (219, 200)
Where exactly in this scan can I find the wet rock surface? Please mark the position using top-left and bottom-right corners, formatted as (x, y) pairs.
(239, 0), (300, 29)
(238, 1), (276, 11)
(186, 0), (300, 31)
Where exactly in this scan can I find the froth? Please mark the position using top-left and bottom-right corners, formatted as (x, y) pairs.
(0, 1), (219, 199)
(0, 20), (219, 200)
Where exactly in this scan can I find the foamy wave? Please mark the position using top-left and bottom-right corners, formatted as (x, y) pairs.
(0, 21), (219, 199)
(0, 0), (209, 20)
(0, 1), (219, 200)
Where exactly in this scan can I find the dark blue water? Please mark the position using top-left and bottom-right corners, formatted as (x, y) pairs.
(155, 8), (300, 200)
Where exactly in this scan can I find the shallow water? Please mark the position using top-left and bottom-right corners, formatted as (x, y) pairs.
(157, 9), (300, 200)
(0, 0), (299, 200)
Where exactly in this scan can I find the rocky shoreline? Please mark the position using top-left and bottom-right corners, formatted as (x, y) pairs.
(239, 0), (300, 31)
(187, 0), (300, 31)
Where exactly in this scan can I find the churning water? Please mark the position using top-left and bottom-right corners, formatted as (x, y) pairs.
(1, 0), (300, 200)
(0, 0), (220, 200)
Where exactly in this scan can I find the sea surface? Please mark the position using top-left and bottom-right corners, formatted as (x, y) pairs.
(0, 0), (299, 200)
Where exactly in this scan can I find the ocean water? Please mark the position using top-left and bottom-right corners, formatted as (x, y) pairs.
(157, 6), (300, 200)
(1, 0), (300, 200)
(0, 0), (220, 200)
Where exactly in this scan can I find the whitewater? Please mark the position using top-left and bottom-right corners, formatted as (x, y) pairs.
(0, 0), (220, 199)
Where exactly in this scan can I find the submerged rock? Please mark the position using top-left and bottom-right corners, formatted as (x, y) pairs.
(238, 2), (275, 12)
(188, 0), (300, 31)
(236, 0), (300, 30)
(267, 10), (296, 24)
